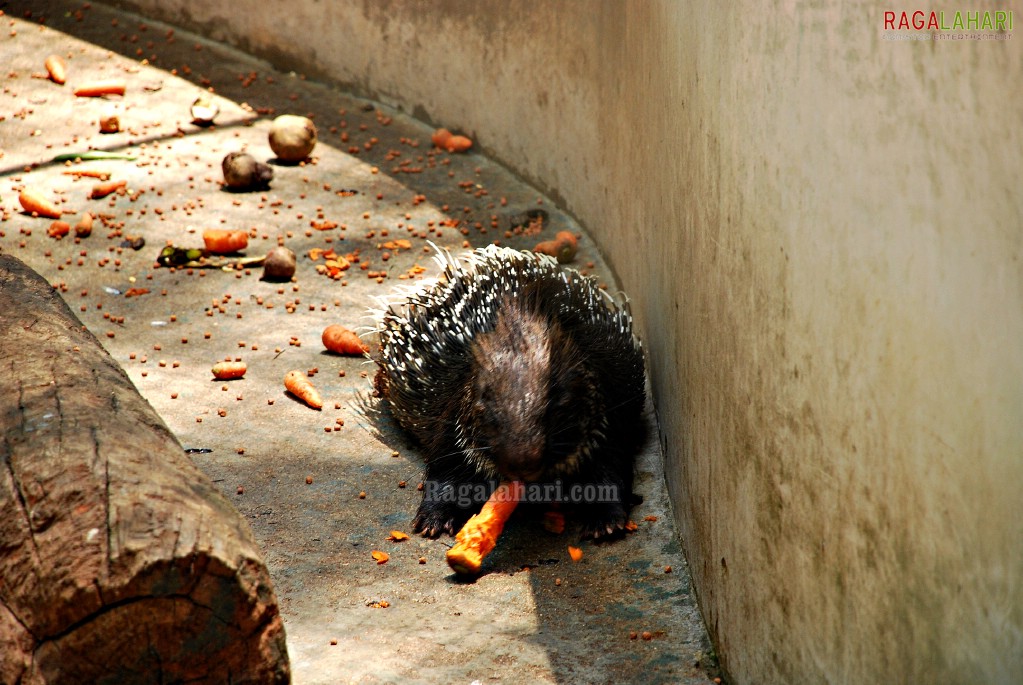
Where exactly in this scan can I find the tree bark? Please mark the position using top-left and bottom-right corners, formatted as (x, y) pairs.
(0, 255), (290, 684)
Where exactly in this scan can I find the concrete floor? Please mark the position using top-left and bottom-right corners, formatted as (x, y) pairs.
(1, 3), (718, 683)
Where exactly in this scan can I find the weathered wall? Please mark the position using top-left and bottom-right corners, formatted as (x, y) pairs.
(114, 0), (1023, 682)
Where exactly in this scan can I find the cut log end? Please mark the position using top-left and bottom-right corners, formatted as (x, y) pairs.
(0, 255), (290, 684)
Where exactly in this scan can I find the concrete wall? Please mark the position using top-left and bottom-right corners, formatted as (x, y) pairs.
(116, 0), (1023, 681)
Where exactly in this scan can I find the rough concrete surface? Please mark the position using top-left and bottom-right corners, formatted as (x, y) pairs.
(0, 3), (717, 684)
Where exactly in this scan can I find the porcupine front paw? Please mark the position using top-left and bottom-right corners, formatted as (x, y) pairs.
(581, 501), (629, 541)
(412, 498), (470, 538)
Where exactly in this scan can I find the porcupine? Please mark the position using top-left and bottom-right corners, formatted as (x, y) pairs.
(372, 244), (645, 540)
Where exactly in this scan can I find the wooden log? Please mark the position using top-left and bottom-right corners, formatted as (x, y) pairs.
(0, 255), (290, 684)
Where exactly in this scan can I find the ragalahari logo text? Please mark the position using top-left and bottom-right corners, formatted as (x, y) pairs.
(882, 10), (1013, 40)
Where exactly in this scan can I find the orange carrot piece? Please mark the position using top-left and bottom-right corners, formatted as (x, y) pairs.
(568, 545), (584, 562)
(74, 80), (127, 97)
(44, 55), (67, 85)
(543, 509), (566, 535)
(321, 324), (369, 355)
(431, 128), (452, 148)
(445, 134), (473, 153)
(534, 230), (579, 264)
(47, 221), (71, 239)
(446, 481), (523, 575)
(89, 179), (127, 199)
(98, 115), (120, 133)
(284, 370), (323, 409)
(19, 188), (62, 219)
(211, 361), (247, 380)
(554, 230), (578, 249)
(74, 212), (94, 238)
(203, 229), (249, 254)
(62, 169), (111, 180)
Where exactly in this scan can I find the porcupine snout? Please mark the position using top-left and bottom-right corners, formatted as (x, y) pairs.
(492, 427), (546, 482)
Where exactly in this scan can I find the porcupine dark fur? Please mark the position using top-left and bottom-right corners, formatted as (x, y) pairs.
(372, 244), (645, 540)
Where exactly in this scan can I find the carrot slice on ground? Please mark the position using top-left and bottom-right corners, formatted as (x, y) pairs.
(44, 55), (67, 85)
(445, 135), (473, 153)
(211, 361), (247, 380)
(431, 128), (452, 148)
(203, 229), (249, 254)
(321, 324), (369, 355)
(62, 169), (111, 180)
(74, 212), (94, 238)
(89, 179), (127, 199)
(47, 221), (71, 239)
(74, 80), (127, 97)
(446, 481), (523, 575)
(19, 188), (62, 219)
(284, 370), (323, 409)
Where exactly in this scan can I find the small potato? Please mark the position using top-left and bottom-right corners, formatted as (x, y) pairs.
(262, 246), (296, 281)
(269, 114), (317, 163)
(222, 152), (273, 190)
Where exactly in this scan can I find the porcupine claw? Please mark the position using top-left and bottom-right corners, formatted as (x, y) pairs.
(413, 499), (468, 538)
(581, 502), (629, 541)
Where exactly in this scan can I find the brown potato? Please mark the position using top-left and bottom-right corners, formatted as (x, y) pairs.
(269, 115), (317, 162)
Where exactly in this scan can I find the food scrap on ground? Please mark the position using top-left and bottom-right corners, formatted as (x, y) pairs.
(89, 179), (127, 199)
(534, 230), (579, 264)
(321, 324), (369, 355)
(98, 114), (120, 133)
(431, 127), (473, 153)
(261, 246), (296, 281)
(269, 114), (317, 162)
(19, 188), (63, 218)
(73, 79), (126, 97)
(212, 361), (247, 380)
(203, 229), (249, 254)
(44, 54), (66, 84)
(222, 151), (274, 190)
(74, 212), (94, 237)
(284, 369), (323, 409)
